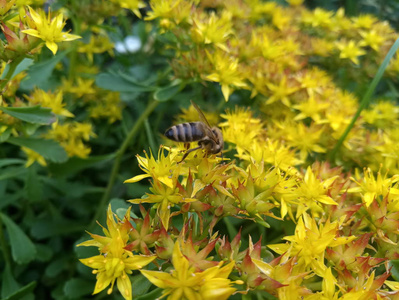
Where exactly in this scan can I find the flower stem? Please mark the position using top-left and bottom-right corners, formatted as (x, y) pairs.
(89, 99), (159, 229)
(329, 37), (399, 162)
(68, 15), (81, 81)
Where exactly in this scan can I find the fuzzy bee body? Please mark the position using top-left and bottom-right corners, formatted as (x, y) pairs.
(164, 101), (224, 162)
(164, 122), (206, 143)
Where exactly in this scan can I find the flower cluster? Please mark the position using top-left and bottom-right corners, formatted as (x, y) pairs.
(77, 0), (399, 299)
(80, 140), (399, 299)
(146, 0), (399, 176)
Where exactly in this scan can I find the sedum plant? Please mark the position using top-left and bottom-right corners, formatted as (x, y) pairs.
(1, 0), (399, 299)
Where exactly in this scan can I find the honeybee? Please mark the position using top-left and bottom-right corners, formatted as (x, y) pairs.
(164, 100), (224, 163)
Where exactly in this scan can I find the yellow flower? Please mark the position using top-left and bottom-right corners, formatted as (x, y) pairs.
(111, 0), (146, 18)
(266, 75), (298, 106)
(335, 40), (366, 65)
(22, 147), (47, 167)
(268, 213), (355, 276)
(303, 267), (338, 300)
(292, 166), (338, 217)
(348, 168), (399, 207)
(310, 38), (335, 57)
(219, 107), (263, 155)
(352, 14), (378, 29)
(65, 78), (96, 98)
(129, 177), (196, 229)
(25, 89), (74, 118)
(89, 91), (123, 124)
(361, 100), (399, 128)
(271, 7), (290, 30)
(44, 121), (95, 158)
(285, 122), (326, 161)
(78, 206), (156, 300)
(141, 241), (238, 300)
(78, 34), (114, 63)
(205, 51), (247, 101)
(22, 6), (81, 55)
(124, 147), (179, 189)
(191, 11), (233, 51)
(293, 95), (329, 123)
(301, 8), (334, 30)
(359, 30), (386, 51)
(145, 0), (191, 26)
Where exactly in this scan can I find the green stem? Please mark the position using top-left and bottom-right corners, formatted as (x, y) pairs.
(328, 37), (399, 162)
(0, 56), (24, 92)
(89, 100), (159, 229)
(0, 214), (12, 269)
(144, 118), (157, 151)
(68, 15), (81, 81)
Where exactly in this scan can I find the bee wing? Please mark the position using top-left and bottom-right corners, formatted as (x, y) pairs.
(191, 100), (212, 128)
(190, 100), (219, 144)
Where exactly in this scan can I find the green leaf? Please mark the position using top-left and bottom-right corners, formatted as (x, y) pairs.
(45, 257), (68, 278)
(63, 278), (93, 299)
(25, 166), (43, 203)
(48, 153), (115, 176)
(154, 79), (185, 102)
(0, 166), (26, 181)
(7, 137), (68, 163)
(131, 274), (153, 298)
(1, 265), (20, 299)
(0, 126), (12, 142)
(391, 260), (399, 281)
(96, 72), (155, 93)
(110, 198), (138, 220)
(20, 51), (69, 91)
(0, 213), (37, 264)
(31, 217), (84, 239)
(135, 288), (163, 300)
(0, 159), (25, 168)
(3, 281), (36, 300)
(0, 106), (55, 125)
(2, 11), (20, 23)
(0, 58), (34, 81)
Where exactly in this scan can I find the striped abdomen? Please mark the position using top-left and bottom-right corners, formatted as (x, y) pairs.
(164, 122), (205, 142)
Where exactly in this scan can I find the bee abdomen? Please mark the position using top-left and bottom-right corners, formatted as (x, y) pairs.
(164, 122), (205, 142)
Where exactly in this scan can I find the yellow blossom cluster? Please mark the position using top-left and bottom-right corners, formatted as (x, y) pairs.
(77, 1), (399, 299)
(148, 0), (399, 175)
(44, 121), (95, 158)
(80, 141), (399, 299)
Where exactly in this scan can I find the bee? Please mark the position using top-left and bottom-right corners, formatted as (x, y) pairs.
(164, 100), (224, 163)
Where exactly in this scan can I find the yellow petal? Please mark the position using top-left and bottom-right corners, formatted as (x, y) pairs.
(21, 29), (41, 38)
(221, 84), (231, 101)
(62, 33), (82, 41)
(268, 243), (290, 254)
(252, 258), (273, 276)
(46, 41), (58, 55)
(124, 174), (151, 183)
(27, 6), (42, 24)
(117, 272), (132, 300)
(140, 270), (176, 289)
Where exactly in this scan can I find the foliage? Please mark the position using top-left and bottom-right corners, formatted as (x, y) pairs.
(1, 0), (399, 299)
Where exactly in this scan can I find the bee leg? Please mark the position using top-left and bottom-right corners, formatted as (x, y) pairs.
(184, 143), (190, 150)
(178, 146), (202, 164)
